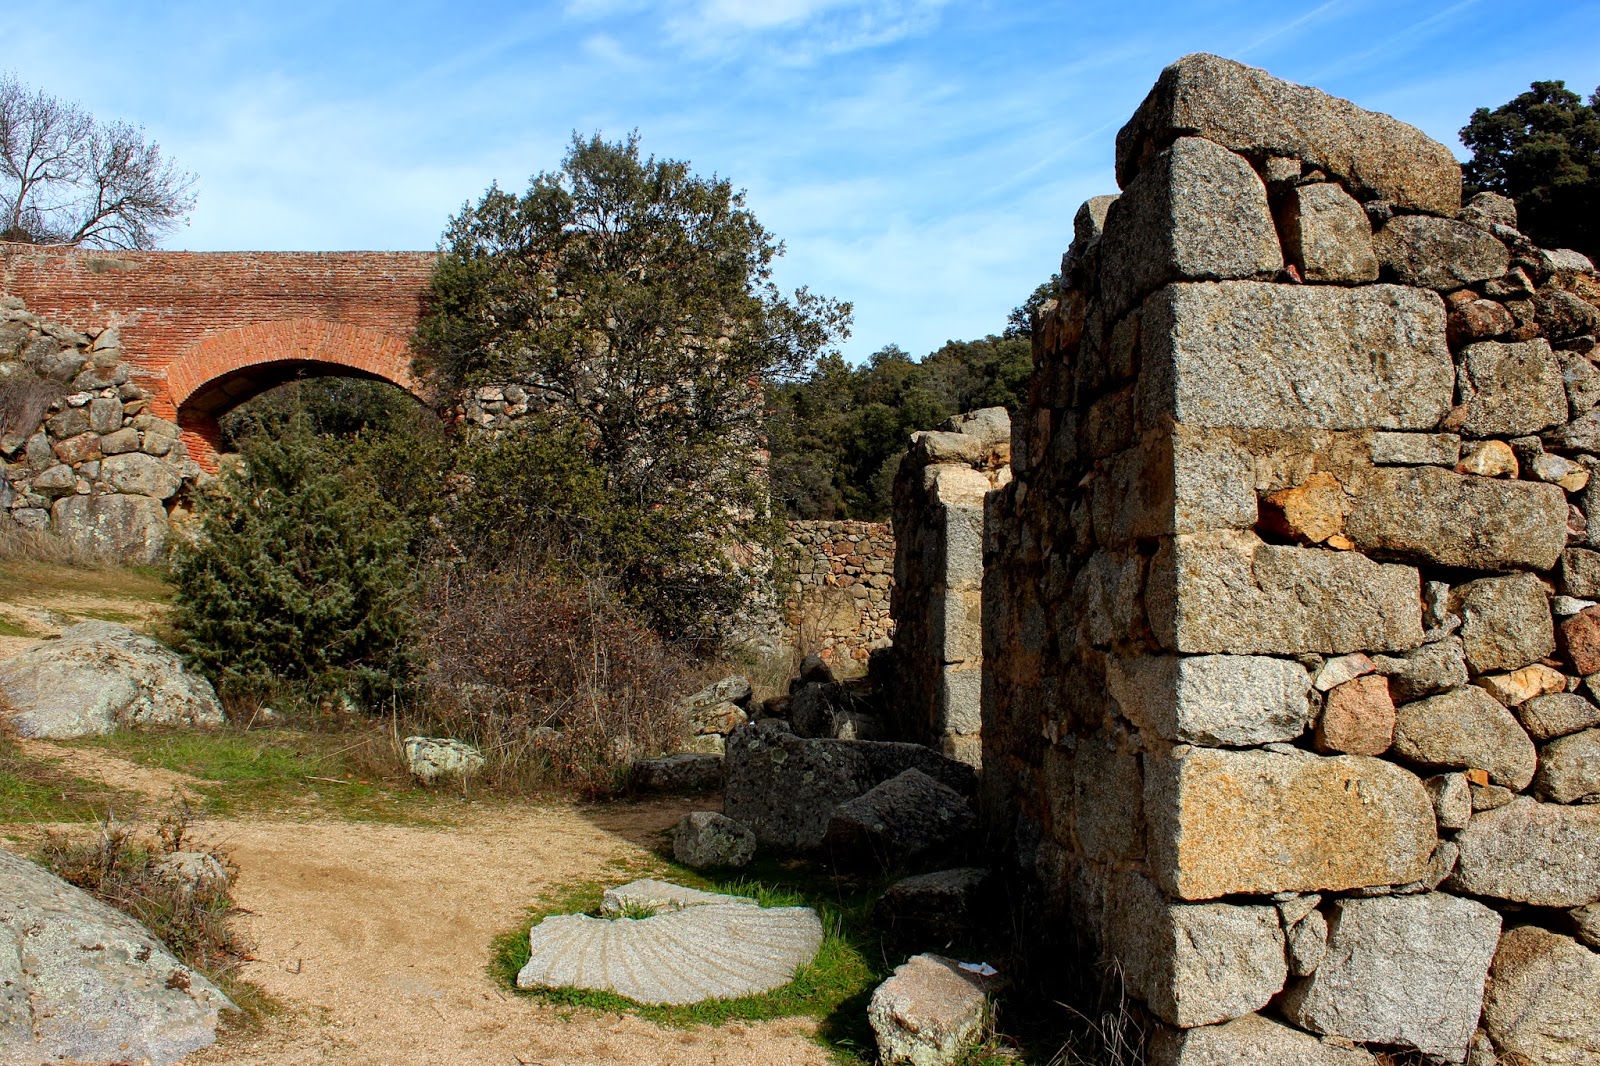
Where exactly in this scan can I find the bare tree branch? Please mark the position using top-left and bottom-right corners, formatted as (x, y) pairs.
(0, 71), (196, 249)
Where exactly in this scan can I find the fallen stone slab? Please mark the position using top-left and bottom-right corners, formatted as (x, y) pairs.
(0, 620), (224, 739)
(630, 752), (723, 793)
(1482, 926), (1600, 1066)
(724, 725), (977, 850)
(598, 879), (753, 917)
(877, 868), (989, 944)
(868, 953), (997, 1066)
(0, 850), (235, 1066)
(1280, 893), (1500, 1063)
(517, 898), (821, 1006)
(822, 768), (977, 870)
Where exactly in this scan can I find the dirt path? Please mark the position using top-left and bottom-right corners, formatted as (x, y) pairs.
(190, 801), (832, 1066)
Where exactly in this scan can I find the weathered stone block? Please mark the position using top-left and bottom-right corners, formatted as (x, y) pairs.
(1374, 215), (1509, 292)
(1144, 747), (1437, 900)
(1280, 894), (1501, 1063)
(1451, 572), (1556, 674)
(1560, 547), (1600, 598)
(1344, 465), (1567, 572)
(1516, 692), (1600, 741)
(1315, 675), (1395, 756)
(1148, 531), (1423, 655)
(1104, 871), (1287, 1027)
(1533, 728), (1600, 804)
(1482, 926), (1600, 1066)
(1275, 181), (1378, 283)
(1559, 605), (1600, 676)
(1106, 654), (1311, 746)
(1139, 283), (1452, 431)
(1392, 686), (1537, 790)
(50, 493), (168, 563)
(100, 452), (181, 500)
(1149, 1013), (1377, 1066)
(1369, 431), (1460, 466)
(1371, 638), (1468, 703)
(1098, 136), (1281, 318)
(1115, 53), (1462, 215)
(1449, 797), (1600, 906)
(1456, 339), (1566, 438)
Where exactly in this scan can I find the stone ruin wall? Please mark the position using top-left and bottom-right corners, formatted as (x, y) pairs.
(782, 520), (895, 666)
(984, 54), (1600, 1065)
(0, 296), (201, 561)
(889, 408), (1012, 765)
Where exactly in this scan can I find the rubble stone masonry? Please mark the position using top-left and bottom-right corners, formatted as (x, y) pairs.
(984, 53), (1600, 1064)
(783, 520), (895, 665)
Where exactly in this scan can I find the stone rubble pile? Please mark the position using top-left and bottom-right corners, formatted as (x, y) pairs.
(1, 297), (201, 561)
(890, 407), (1012, 766)
(984, 53), (1600, 1064)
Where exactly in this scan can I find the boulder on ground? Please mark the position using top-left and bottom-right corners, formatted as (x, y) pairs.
(50, 492), (170, 564)
(868, 953), (997, 1066)
(724, 725), (977, 850)
(1481, 926), (1600, 1066)
(877, 868), (989, 945)
(0, 620), (223, 739)
(673, 811), (756, 869)
(402, 736), (485, 783)
(0, 850), (234, 1066)
(821, 769), (977, 870)
(631, 752), (723, 793)
(150, 851), (232, 896)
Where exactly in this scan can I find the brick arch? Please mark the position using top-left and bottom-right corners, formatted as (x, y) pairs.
(167, 319), (430, 470)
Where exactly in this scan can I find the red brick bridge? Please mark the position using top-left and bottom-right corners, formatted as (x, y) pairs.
(0, 247), (436, 469)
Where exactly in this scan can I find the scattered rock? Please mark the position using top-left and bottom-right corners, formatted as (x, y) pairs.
(687, 700), (748, 736)
(673, 812), (756, 869)
(1481, 926), (1600, 1066)
(0, 621), (223, 739)
(0, 851), (235, 1066)
(1449, 797), (1600, 907)
(1392, 686), (1537, 790)
(1280, 893), (1501, 1063)
(402, 736), (485, 784)
(1532, 728), (1600, 804)
(599, 879), (752, 917)
(821, 769), (977, 869)
(630, 752), (723, 793)
(868, 953), (995, 1066)
(1460, 192), (1517, 232)
(798, 654), (834, 685)
(677, 675), (753, 713)
(150, 851), (232, 896)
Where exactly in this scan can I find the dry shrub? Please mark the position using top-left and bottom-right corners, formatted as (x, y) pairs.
(414, 559), (693, 796)
(0, 371), (65, 444)
(37, 800), (249, 985)
(0, 520), (111, 566)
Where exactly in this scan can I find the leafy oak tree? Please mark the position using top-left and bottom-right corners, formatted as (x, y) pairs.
(413, 133), (851, 639)
(1462, 80), (1600, 261)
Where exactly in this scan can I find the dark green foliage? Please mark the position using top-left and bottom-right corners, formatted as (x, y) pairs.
(767, 334), (1029, 520)
(170, 426), (415, 704)
(1005, 274), (1060, 340)
(218, 377), (427, 449)
(1462, 80), (1600, 260)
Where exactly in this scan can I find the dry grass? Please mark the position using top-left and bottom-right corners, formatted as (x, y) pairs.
(0, 371), (66, 446)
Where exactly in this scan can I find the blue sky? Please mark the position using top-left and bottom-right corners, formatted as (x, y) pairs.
(4, 1), (1599, 361)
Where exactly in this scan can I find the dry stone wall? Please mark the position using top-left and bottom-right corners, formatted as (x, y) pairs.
(783, 520), (895, 665)
(1, 296), (200, 561)
(890, 408), (1012, 764)
(984, 53), (1600, 1065)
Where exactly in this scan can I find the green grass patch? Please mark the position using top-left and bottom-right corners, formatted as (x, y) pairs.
(0, 616), (41, 638)
(0, 558), (172, 607)
(63, 607), (145, 625)
(66, 728), (453, 825)
(0, 731), (136, 823)
(488, 854), (892, 1061)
